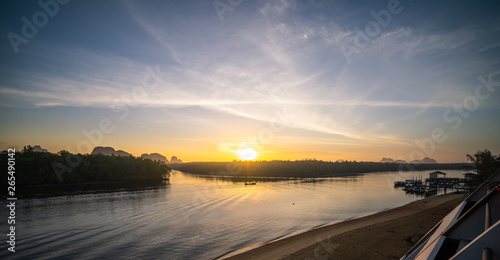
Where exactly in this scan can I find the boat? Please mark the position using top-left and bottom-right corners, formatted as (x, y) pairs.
(394, 181), (406, 187)
(425, 188), (437, 196)
(244, 181), (256, 185)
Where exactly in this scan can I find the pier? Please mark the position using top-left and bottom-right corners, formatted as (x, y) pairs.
(394, 171), (478, 196)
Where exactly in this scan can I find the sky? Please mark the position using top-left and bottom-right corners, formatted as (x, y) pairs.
(0, 0), (499, 163)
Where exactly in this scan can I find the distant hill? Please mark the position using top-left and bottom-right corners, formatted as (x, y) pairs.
(169, 156), (183, 163)
(141, 153), (168, 162)
(380, 157), (395, 163)
(381, 157), (437, 164)
(90, 147), (182, 162)
(21, 145), (49, 153)
(32, 145), (48, 153)
(410, 157), (438, 164)
(91, 146), (132, 157)
(379, 158), (408, 164)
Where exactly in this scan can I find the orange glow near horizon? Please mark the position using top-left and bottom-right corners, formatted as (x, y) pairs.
(11, 136), (472, 164)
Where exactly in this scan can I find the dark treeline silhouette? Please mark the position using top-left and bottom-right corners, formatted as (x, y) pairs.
(1, 147), (171, 186)
(466, 149), (500, 179)
(169, 160), (469, 178)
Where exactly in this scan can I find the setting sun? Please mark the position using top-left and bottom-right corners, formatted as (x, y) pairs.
(234, 147), (258, 161)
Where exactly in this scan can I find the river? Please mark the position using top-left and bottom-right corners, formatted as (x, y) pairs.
(0, 169), (466, 259)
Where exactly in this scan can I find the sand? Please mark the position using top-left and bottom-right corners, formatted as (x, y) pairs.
(224, 193), (465, 260)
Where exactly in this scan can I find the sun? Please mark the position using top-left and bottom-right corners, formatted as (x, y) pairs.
(234, 147), (258, 161)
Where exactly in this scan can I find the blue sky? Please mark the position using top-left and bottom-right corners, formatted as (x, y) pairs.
(1, 0), (499, 162)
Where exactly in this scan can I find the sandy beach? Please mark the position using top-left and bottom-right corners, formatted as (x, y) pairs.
(224, 193), (465, 260)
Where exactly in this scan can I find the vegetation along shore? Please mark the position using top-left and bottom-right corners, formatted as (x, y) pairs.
(170, 160), (468, 178)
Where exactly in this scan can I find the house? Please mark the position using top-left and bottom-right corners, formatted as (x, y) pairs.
(429, 171), (447, 179)
(463, 173), (481, 182)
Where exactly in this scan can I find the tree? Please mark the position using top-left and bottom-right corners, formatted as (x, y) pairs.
(23, 145), (34, 153)
(57, 150), (71, 157)
(466, 149), (500, 179)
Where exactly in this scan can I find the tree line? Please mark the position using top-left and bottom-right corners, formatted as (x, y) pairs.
(170, 160), (469, 178)
(172, 149), (499, 179)
(466, 149), (500, 179)
(1, 146), (171, 186)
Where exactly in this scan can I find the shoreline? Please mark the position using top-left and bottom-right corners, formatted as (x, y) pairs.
(223, 193), (465, 260)
(2, 180), (169, 199)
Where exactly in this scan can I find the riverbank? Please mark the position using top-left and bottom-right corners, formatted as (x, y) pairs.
(224, 193), (465, 260)
(5, 180), (169, 199)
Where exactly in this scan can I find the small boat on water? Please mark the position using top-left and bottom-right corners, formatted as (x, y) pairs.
(394, 181), (406, 187)
(395, 177), (424, 188)
(244, 181), (256, 185)
(425, 188), (437, 196)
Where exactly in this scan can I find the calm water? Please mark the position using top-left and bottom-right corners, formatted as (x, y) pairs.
(0, 170), (465, 259)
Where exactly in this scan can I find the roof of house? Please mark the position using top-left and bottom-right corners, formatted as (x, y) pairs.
(429, 171), (447, 175)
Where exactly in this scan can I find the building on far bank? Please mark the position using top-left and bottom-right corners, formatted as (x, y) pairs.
(463, 173), (481, 182)
(429, 171), (447, 179)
